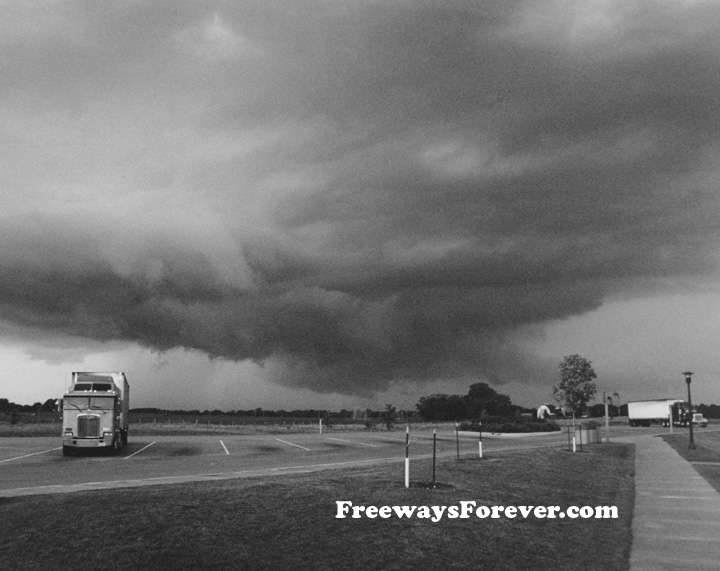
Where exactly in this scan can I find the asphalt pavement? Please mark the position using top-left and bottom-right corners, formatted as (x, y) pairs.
(5, 425), (720, 571)
(0, 429), (567, 496)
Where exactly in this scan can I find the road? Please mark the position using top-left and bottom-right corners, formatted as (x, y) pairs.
(0, 424), (687, 497)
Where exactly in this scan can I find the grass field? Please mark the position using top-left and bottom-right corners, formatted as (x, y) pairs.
(0, 444), (634, 571)
(0, 412), (415, 437)
(661, 430), (720, 495)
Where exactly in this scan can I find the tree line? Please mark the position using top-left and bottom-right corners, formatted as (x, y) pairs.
(130, 408), (416, 419)
(414, 382), (531, 421)
(0, 398), (57, 414)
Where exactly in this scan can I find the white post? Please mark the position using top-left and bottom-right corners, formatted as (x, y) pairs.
(604, 392), (610, 443)
(405, 426), (410, 488)
(478, 422), (483, 459)
(319, 418), (323, 435)
(668, 403), (673, 435)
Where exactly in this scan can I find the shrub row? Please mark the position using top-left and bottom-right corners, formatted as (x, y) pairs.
(460, 416), (561, 433)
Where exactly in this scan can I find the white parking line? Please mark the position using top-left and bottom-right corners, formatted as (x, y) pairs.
(0, 447), (62, 463)
(275, 438), (312, 451)
(325, 437), (378, 447)
(123, 441), (156, 460)
(366, 435), (431, 445)
(220, 440), (230, 455)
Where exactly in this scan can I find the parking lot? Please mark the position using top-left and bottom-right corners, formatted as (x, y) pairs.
(0, 428), (580, 496)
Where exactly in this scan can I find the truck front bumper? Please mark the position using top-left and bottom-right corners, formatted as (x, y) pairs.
(63, 434), (114, 448)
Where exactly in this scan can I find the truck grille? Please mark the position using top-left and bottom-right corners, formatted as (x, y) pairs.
(78, 415), (100, 438)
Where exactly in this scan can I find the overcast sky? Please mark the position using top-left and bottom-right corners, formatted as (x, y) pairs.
(2, 0), (719, 411)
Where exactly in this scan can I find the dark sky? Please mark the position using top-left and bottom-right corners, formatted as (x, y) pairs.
(1, 1), (719, 408)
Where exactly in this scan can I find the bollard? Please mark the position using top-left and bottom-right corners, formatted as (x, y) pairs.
(432, 429), (437, 486)
(455, 422), (460, 460)
(405, 426), (410, 488)
(478, 422), (483, 459)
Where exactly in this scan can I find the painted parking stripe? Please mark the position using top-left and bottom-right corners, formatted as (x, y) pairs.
(366, 435), (431, 445)
(123, 441), (156, 460)
(0, 447), (62, 463)
(275, 438), (312, 451)
(325, 437), (378, 447)
(220, 440), (230, 455)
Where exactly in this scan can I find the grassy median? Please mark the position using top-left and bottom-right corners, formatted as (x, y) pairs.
(0, 444), (634, 571)
(661, 431), (720, 494)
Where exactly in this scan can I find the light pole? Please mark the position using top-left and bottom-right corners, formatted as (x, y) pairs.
(612, 392), (620, 417)
(603, 392), (611, 443)
(683, 371), (695, 450)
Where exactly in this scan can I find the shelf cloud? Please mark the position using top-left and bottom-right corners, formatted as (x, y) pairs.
(2, 1), (719, 396)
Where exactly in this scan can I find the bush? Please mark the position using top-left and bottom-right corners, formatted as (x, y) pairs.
(459, 416), (560, 433)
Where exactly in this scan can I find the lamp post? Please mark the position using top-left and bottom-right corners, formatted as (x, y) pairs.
(612, 392), (620, 417)
(603, 393), (611, 443)
(683, 371), (695, 450)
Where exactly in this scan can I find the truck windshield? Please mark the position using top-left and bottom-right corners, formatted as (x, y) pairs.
(90, 397), (114, 410)
(64, 397), (114, 410)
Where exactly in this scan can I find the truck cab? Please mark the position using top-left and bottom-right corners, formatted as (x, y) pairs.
(62, 372), (129, 456)
(693, 413), (708, 428)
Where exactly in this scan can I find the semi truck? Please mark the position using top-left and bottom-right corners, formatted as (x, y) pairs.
(61, 372), (129, 456)
(627, 398), (699, 427)
(692, 412), (709, 428)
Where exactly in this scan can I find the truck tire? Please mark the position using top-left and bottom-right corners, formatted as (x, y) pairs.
(121, 429), (128, 446)
(62, 446), (72, 457)
(106, 437), (117, 456)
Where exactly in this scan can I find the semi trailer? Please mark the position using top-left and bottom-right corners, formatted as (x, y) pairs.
(61, 372), (129, 456)
(627, 398), (706, 427)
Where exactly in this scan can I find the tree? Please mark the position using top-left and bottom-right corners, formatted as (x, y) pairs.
(466, 382), (514, 417)
(40, 398), (58, 413)
(553, 354), (597, 419)
(383, 404), (397, 429)
(416, 394), (468, 421)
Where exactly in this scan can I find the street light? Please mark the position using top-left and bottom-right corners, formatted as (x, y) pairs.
(612, 392), (620, 417)
(683, 371), (696, 450)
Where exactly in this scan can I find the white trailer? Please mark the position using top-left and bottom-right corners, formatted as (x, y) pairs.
(627, 399), (686, 427)
(62, 372), (129, 456)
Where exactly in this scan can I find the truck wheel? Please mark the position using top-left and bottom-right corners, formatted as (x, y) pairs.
(121, 430), (128, 446)
(62, 446), (72, 457)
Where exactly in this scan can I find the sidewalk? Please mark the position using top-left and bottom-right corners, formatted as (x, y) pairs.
(627, 435), (720, 571)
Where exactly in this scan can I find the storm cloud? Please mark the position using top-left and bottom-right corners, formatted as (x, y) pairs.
(1, 0), (719, 395)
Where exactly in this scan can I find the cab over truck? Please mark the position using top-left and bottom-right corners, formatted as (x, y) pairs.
(627, 399), (692, 427)
(61, 372), (129, 456)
